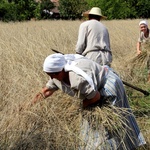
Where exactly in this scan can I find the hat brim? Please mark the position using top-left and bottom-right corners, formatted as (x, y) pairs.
(82, 11), (107, 19)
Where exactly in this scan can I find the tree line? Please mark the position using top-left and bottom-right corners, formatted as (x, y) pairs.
(0, 0), (150, 22)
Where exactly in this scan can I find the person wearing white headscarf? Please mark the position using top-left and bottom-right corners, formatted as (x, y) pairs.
(137, 20), (150, 55)
(32, 53), (146, 150)
(137, 20), (150, 82)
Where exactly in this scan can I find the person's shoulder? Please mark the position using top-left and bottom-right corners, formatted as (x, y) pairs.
(81, 20), (91, 25)
(80, 20), (90, 28)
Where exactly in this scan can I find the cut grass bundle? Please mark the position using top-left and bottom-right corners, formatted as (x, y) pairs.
(127, 50), (150, 83)
(0, 93), (143, 150)
(80, 106), (139, 150)
(130, 51), (149, 70)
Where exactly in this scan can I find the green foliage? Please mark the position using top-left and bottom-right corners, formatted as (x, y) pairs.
(33, 2), (41, 19)
(94, 0), (136, 19)
(0, 2), (18, 21)
(59, 0), (88, 20)
(85, 0), (101, 9)
(0, 0), (56, 21)
(40, 0), (54, 10)
(108, 0), (131, 19)
(128, 93), (150, 117)
(14, 0), (39, 21)
(84, 0), (147, 19)
(0, 0), (40, 21)
(136, 0), (150, 18)
(0, 0), (150, 21)
(40, 0), (55, 19)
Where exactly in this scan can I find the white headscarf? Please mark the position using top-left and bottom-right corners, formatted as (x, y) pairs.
(43, 53), (66, 72)
(43, 53), (95, 91)
(139, 20), (148, 26)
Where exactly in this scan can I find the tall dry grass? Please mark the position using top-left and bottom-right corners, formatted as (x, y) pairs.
(0, 19), (150, 149)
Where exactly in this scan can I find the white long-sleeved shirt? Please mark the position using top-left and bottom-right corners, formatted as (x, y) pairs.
(75, 20), (111, 55)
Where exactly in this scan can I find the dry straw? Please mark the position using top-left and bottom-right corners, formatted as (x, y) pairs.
(127, 42), (150, 83)
(0, 20), (149, 149)
(0, 95), (133, 149)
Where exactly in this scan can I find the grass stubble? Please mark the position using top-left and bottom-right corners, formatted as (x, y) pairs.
(0, 19), (150, 149)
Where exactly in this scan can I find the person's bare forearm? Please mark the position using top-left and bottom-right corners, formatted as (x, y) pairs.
(83, 91), (100, 108)
(32, 87), (55, 105)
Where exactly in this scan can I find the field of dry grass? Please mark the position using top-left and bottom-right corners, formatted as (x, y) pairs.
(0, 19), (150, 149)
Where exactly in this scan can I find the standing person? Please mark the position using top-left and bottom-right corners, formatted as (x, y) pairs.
(137, 20), (150, 82)
(32, 53), (146, 150)
(75, 7), (112, 66)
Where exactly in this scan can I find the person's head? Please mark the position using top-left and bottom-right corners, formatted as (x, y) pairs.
(43, 53), (67, 81)
(139, 20), (148, 33)
(85, 7), (107, 21)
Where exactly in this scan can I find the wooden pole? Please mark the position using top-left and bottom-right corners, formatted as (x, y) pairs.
(122, 80), (149, 96)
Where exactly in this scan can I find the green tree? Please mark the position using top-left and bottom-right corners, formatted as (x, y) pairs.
(85, 0), (101, 8)
(40, 0), (55, 19)
(85, 0), (137, 19)
(0, 0), (41, 21)
(96, 0), (136, 19)
(123, 0), (150, 18)
(59, 0), (88, 20)
(0, 1), (18, 21)
(136, 0), (150, 18)
(14, 0), (39, 20)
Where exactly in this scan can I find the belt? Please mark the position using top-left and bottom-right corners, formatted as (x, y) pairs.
(82, 49), (112, 56)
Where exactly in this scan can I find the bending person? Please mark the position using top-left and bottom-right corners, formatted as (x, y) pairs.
(33, 53), (146, 149)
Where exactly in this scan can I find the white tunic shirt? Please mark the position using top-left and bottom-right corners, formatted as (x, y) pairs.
(75, 20), (112, 65)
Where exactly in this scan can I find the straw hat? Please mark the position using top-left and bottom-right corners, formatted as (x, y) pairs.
(83, 7), (107, 19)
